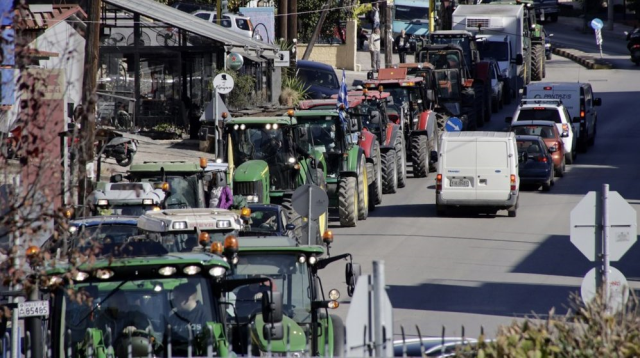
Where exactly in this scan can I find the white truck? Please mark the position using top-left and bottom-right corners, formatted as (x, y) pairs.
(452, 5), (526, 105)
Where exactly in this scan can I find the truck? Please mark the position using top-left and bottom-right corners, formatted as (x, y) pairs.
(225, 236), (360, 357)
(450, 5), (529, 103)
(392, 0), (431, 42)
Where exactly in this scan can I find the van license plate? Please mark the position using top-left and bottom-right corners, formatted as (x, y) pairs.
(450, 179), (470, 187)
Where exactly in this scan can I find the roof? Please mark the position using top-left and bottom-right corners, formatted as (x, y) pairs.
(453, 4), (524, 16)
(103, 0), (277, 51)
(138, 208), (243, 232)
(16, 4), (87, 30)
(515, 134), (545, 142)
(237, 237), (325, 254)
(510, 120), (557, 127)
(442, 131), (515, 139)
(129, 161), (201, 173)
(226, 117), (296, 125)
(71, 216), (138, 227)
(296, 60), (335, 72)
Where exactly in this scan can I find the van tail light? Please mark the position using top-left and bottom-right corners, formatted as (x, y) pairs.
(562, 124), (569, 133)
(510, 174), (516, 191)
(580, 109), (585, 118)
(436, 174), (442, 191)
(537, 156), (548, 163)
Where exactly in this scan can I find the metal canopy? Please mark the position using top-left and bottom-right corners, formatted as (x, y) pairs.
(103, 0), (278, 52)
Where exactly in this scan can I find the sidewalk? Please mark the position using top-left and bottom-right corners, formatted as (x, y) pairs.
(557, 16), (634, 40)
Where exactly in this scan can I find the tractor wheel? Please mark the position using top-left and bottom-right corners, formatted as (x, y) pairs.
(531, 44), (544, 81)
(338, 176), (358, 227)
(357, 157), (369, 220)
(395, 137), (406, 188)
(369, 141), (383, 207)
(381, 149), (398, 194)
(411, 135), (429, 178)
(331, 314), (346, 357)
(281, 195), (303, 238)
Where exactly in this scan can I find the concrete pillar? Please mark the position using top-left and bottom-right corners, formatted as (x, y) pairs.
(342, 19), (357, 71)
(271, 66), (282, 104)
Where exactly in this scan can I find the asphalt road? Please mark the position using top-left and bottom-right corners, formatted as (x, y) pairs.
(321, 54), (640, 340)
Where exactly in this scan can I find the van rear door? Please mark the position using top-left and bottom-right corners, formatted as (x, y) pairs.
(476, 139), (511, 201)
(442, 138), (476, 200)
(526, 85), (579, 118)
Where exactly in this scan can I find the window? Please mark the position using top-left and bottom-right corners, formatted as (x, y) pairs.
(195, 13), (210, 20)
(516, 109), (561, 123)
(236, 18), (252, 31)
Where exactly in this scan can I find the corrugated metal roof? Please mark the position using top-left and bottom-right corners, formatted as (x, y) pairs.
(453, 4), (524, 16)
(103, 0), (278, 51)
(17, 4), (87, 30)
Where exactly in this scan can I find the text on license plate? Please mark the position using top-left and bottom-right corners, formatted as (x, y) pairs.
(18, 301), (49, 318)
(450, 178), (471, 187)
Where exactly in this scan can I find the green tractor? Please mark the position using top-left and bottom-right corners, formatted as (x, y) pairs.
(225, 236), (360, 357)
(223, 113), (329, 235)
(292, 108), (374, 227)
(39, 250), (246, 357)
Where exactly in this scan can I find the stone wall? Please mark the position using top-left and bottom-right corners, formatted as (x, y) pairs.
(296, 20), (357, 71)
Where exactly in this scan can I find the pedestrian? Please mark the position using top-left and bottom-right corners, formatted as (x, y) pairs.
(369, 28), (381, 72)
(209, 171), (233, 209)
(394, 30), (410, 64)
(369, 3), (380, 30)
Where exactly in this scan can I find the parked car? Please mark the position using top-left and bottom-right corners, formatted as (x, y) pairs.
(296, 60), (340, 99)
(507, 98), (577, 164)
(516, 135), (556, 191)
(544, 29), (553, 60)
(510, 120), (566, 177)
(435, 131), (520, 217)
(523, 82), (601, 151)
(192, 11), (254, 38)
(170, 1), (216, 13)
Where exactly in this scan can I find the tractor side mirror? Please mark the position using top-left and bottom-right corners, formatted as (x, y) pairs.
(261, 290), (284, 340)
(430, 150), (438, 163)
(426, 89), (435, 102)
(110, 174), (123, 183)
(345, 262), (361, 297)
(285, 223), (295, 231)
(514, 54), (523, 66)
(594, 98), (602, 106)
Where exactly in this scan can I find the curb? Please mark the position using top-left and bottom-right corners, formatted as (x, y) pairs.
(552, 47), (613, 69)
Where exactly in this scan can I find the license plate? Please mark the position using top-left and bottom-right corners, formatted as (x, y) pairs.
(18, 301), (49, 318)
(450, 178), (471, 187)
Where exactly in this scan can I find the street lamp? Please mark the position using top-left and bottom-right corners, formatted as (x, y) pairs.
(253, 22), (271, 44)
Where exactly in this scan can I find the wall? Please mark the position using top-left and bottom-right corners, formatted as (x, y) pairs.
(296, 20), (357, 71)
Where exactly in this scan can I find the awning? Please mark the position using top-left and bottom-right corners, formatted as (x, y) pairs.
(103, 0), (278, 52)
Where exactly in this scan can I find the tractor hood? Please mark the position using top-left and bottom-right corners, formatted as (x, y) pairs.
(234, 160), (269, 183)
(251, 314), (307, 353)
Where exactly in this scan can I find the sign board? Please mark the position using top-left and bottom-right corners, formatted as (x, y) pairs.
(445, 117), (462, 132)
(292, 184), (329, 220)
(581, 266), (629, 312)
(226, 52), (244, 71)
(346, 275), (394, 357)
(274, 50), (290, 67)
(213, 73), (234, 94)
(590, 18), (604, 30)
(570, 191), (637, 262)
(18, 301), (49, 318)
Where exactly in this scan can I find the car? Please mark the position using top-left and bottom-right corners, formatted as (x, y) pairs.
(296, 60), (340, 99)
(192, 11), (254, 39)
(42, 216), (140, 255)
(516, 135), (556, 191)
(510, 120), (566, 177)
(523, 82), (602, 151)
(506, 98), (577, 165)
(544, 29), (553, 60)
(170, 1), (216, 13)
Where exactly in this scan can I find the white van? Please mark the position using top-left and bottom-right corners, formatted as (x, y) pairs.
(523, 82), (602, 151)
(436, 132), (520, 217)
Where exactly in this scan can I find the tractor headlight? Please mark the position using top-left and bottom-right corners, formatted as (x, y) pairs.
(142, 199), (154, 205)
(288, 157), (296, 164)
(246, 195), (259, 203)
(172, 221), (187, 229)
(217, 220), (231, 228)
(97, 199), (108, 206)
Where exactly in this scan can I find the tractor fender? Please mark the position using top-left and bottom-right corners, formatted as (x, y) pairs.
(341, 146), (365, 177)
(416, 110), (435, 133)
(384, 123), (402, 147)
(358, 130), (377, 160)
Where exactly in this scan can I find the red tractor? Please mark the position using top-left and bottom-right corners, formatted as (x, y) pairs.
(363, 68), (439, 178)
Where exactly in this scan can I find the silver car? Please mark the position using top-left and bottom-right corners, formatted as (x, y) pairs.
(192, 11), (254, 39)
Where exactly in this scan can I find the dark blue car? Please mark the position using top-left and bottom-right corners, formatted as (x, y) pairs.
(517, 135), (555, 191)
(296, 60), (340, 99)
(44, 216), (139, 254)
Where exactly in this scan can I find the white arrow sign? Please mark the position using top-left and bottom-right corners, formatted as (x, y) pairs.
(570, 191), (637, 262)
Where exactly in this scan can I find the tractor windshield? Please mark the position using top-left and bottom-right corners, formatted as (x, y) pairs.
(296, 116), (342, 155)
(227, 253), (312, 324)
(434, 69), (461, 100)
(228, 124), (294, 166)
(59, 277), (218, 357)
(421, 50), (463, 70)
(153, 229), (239, 252)
(96, 204), (154, 216)
(134, 175), (199, 209)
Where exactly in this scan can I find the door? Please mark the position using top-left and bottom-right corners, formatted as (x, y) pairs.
(476, 140), (511, 201)
(441, 138), (476, 200)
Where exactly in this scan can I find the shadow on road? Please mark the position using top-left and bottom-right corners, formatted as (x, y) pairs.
(512, 234), (640, 278)
(387, 281), (580, 317)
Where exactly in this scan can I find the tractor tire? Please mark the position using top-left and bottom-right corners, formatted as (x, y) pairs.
(395, 137), (406, 188)
(331, 315), (346, 357)
(281, 195), (303, 238)
(338, 176), (358, 227)
(531, 44), (544, 81)
(411, 134), (429, 178)
(369, 141), (383, 207)
(461, 87), (477, 131)
(381, 149), (398, 194)
(357, 157), (368, 220)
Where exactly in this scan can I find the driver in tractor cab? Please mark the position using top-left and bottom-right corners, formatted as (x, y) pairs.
(165, 282), (208, 344)
(310, 123), (336, 153)
(234, 278), (275, 319)
(94, 290), (154, 343)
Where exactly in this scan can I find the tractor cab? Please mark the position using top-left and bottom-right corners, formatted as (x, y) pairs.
(88, 181), (165, 217)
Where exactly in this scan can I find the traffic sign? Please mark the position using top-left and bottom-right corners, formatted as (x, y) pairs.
(274, 50), (290, 67)
(590, 18), (604, 30)
(226, 52), (244, 71)
(445, 117), (462, 132)
(213, 73), (234, 94)
(570, 191), (637, 261)
(292, 184), (329, 220)
(581, 266), (629, 312)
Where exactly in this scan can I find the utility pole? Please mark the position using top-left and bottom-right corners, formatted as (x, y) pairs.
(302, 3), (331, 60)
(383, 2), (392, 67)
(288, 0), (298, 43)
(607, 0), (614, 30)
(278, 0), (288, 41)
(78, 0), (101, 217)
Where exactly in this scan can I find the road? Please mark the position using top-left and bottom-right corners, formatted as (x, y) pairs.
(320, 54), (640, 340)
